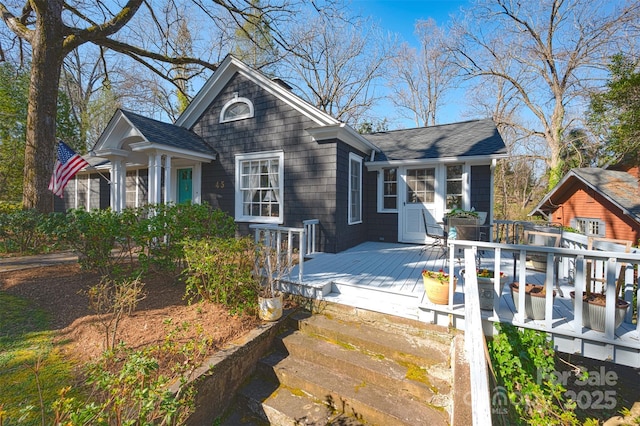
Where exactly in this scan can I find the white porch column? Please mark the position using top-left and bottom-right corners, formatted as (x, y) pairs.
(119, 162), (127, 212)
(193, 162), (202, 204)
(110, 158), (126, 212)
(148, 155), (155, 204)
(152, 152), (163, 204)
(164, 155), (173, 204)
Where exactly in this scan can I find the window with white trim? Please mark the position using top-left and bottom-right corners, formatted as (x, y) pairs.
(571, 217), (605, 237)
(446, 164), (463, 210)
(220, 94), (254, 123)
(349, 153), (363, 224)
(235, 151), (284, 223)
(125, 169), (148, 208)
(378, 168), (397, 212)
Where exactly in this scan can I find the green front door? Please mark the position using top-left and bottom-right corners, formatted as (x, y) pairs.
(177, 168), (192, 204)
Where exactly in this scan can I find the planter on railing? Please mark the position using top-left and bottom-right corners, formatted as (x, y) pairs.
(510, 282), (555, 320)
(570, 292), (629, 332)
(461, 269), (508, 310)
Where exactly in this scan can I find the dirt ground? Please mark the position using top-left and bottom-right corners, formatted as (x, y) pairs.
(0, 263), (260, 368)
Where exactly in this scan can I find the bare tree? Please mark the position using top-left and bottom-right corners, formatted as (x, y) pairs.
(278, 7), (396, 125)
(388, 19), (460, 127)
(452, 0), (640, 188)
(0, 0), (292, 212)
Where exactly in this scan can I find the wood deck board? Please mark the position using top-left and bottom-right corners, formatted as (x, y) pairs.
(291, 241), (640, 365)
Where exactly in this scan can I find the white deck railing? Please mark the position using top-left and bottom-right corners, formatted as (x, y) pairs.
(249, 220), (319, 282)
(452, 238), (640, 425)
(449, 239), (640, 342)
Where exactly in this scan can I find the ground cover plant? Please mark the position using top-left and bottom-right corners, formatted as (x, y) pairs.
(0, 204), (262, 425)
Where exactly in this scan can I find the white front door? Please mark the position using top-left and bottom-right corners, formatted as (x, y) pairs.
(399, 167), (441, 243)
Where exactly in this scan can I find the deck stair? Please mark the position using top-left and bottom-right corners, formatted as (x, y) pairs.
(223, 304), (462, 425)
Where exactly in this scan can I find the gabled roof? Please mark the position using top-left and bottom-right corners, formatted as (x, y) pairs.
(364, 118), (507, 163)
(175, 55), (378, 154)
(177, 54), (340, 129)
(93, 109), (216, 161)
(530, 167), (640, 223)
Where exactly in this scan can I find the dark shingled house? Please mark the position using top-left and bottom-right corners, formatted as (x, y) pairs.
(57, 55), (508, 254)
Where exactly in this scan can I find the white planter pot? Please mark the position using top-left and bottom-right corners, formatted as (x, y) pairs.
(258, 293), (283, 321)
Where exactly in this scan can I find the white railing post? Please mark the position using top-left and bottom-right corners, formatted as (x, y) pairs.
(298, 230), (305, 282)
(545, 251), (554, 330)
(573, 255), (585, 335)
(462, 247), (492, 425)
(604, 258), (617, 340)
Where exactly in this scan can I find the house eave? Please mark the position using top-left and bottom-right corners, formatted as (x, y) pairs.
(129, 141), (216, 162)
(306, 123), (380, 154)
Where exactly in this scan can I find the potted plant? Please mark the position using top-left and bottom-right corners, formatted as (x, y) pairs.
(422, 269), (456, 305)
(570, 268), (629, 332)
(461, 268), (508, 310)
(510, 282), (555, 320)
(253, 235), (293, 321)
(445, 209), (480, 240)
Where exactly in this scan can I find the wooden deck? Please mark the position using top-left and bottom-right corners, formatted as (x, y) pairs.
(285, 241), (640, 368)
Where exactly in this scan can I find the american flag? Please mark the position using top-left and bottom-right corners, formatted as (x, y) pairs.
(48, 141), (89, 198)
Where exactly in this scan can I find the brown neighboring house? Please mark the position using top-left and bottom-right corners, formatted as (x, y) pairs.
(530, 166), (640, 243)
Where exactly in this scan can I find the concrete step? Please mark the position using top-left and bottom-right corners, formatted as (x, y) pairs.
(258, 352), (449, 426)
(288, 310), (453, 371)
(230, 373), (363, 426)
(225, 307), (456, 425)
(275, 327), (450, 405)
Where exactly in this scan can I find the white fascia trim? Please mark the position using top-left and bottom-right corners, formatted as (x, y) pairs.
(130, 141), (216, 162)
(93, 148), (130, 158)
(307, 123), (380, 154)
(364, 154), (505, 170)
(176, 55), (339, 129)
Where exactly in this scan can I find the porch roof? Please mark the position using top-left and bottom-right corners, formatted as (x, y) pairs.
(364, 118), (507, 162)
(119, 110), (216, 156)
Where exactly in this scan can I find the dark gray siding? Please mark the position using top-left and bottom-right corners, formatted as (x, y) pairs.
(364, 168), (399, 243)
(333, 141), (369, 253)
(470, 165), (491, 213)
(54, 172), (110, 212)
(194, 72), (342, 252)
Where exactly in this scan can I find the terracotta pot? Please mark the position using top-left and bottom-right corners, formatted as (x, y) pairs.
(510, 282), (555, 320)
(258, 293), (283, 321)
(570, 292), (629, 332)
(423, 275), (456, 305)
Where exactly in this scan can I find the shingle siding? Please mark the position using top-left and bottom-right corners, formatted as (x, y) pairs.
(193, 72), (343, 252)
(470, 165), (491, 213)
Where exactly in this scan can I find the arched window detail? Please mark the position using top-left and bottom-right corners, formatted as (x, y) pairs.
(220, 94), (254, 123)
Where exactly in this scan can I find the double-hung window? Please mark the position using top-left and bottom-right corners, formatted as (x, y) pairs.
(235, 151), (284, 223)
(349, 153), (363, 224)
(446, 164), (463, 210)
(378, 168), (398, 212)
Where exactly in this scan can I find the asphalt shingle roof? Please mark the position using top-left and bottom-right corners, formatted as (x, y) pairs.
(572, 168), (640, 221)
(120, 109), (215, 156)
(364, 118), (507, 161)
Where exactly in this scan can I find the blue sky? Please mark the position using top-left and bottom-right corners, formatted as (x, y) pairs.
(351, 0), (469, 44)
(348, 0), (472, 128)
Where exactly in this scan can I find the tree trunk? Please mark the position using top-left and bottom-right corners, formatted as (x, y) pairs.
(22, 1), (65, 213)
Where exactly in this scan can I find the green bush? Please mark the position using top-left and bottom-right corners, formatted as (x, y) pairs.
(183, 236), (259, 314)
(53, 344), (195, 426)
(136, 203), (236, 274)
(0, 209), (66, 254)
(488, 323), (580, 425)
(57, 208), (123, 276)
